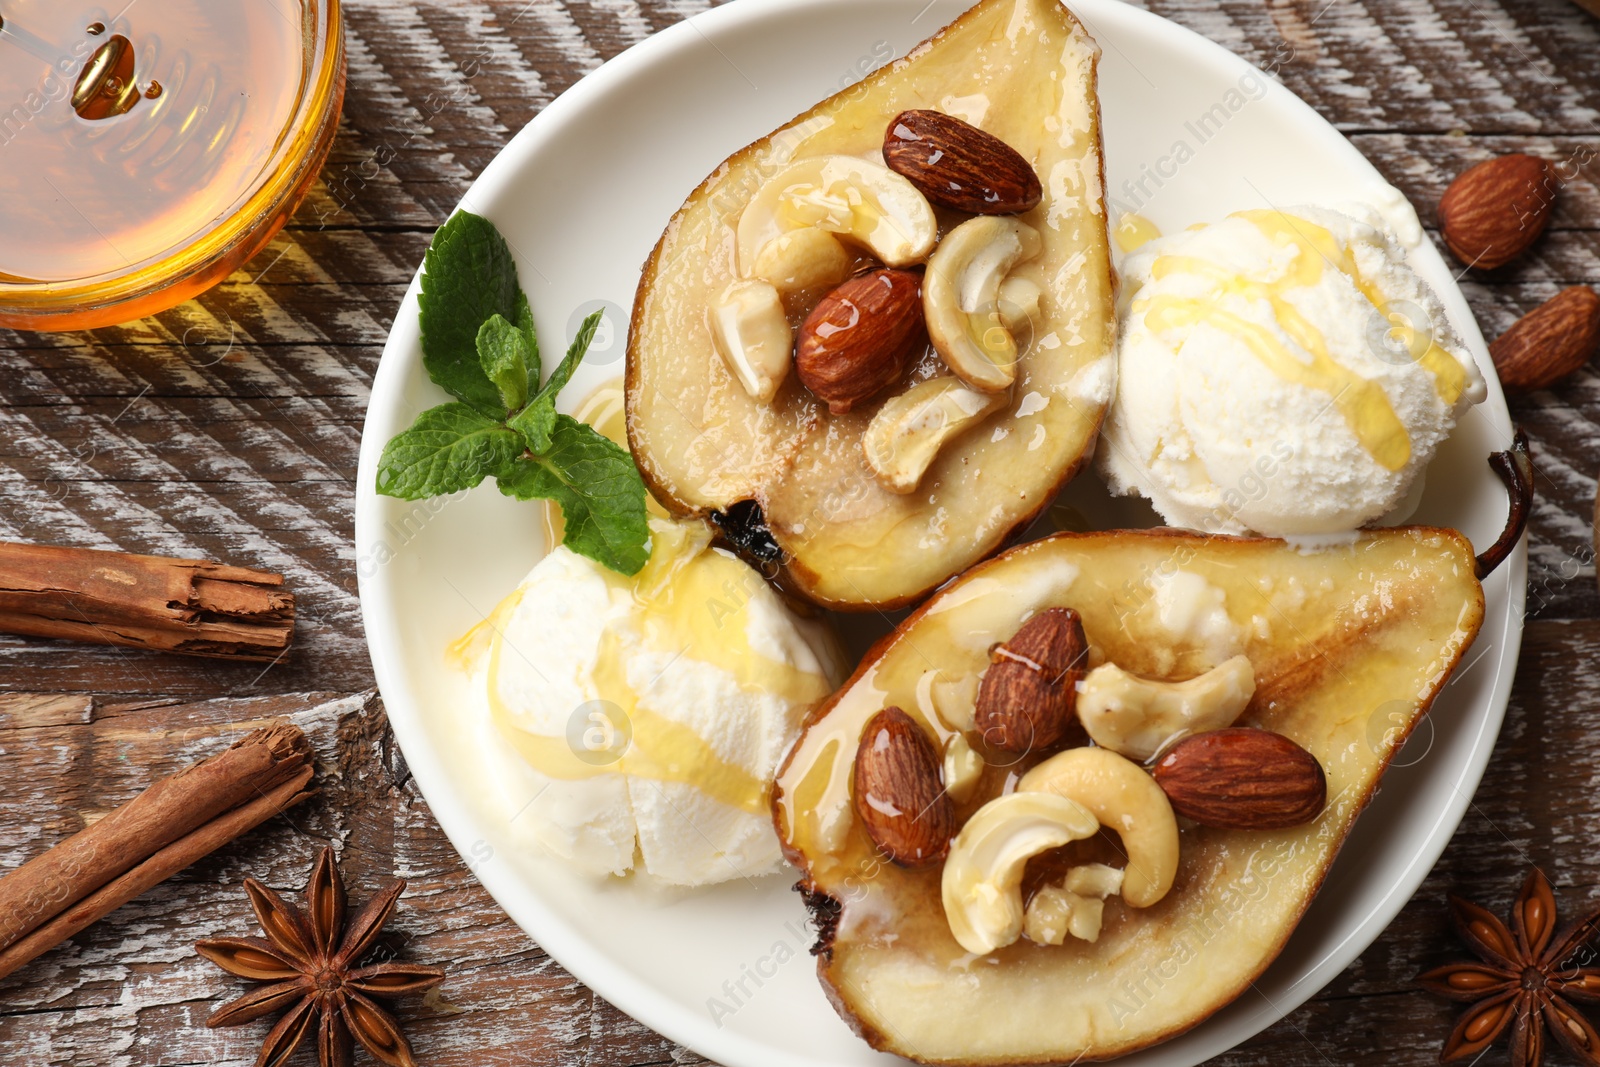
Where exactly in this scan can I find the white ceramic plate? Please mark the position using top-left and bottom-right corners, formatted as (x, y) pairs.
(355, 1), (1527, 1063)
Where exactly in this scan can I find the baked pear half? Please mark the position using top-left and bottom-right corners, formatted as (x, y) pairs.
(773, 527), (1485, 1063)
(625, 0), (1116, 610)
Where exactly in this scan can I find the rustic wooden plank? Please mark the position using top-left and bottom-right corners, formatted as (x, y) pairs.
(1138, 0), (1600, 135)
(0, 692), (94, 728)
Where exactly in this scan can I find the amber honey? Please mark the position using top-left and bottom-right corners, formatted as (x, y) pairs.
(0, 0), (343, 330)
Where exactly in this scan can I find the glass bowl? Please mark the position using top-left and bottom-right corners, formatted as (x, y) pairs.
(0, 0), (345, 331)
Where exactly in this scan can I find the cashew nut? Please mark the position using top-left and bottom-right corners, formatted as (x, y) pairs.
(706, 279), (792, 403)
(1064, 862), (1125, 898)
(862, 377), (1008, 494)
(736, 156), (938, 276)
(941, 792), (1100, 955)
(1024, 864), (1125, 945)
(915, 668), (979, 733)
(1077, 655), (1256, 761)
(750, 226), (853, 292)
(1016, 747), (1179, 908)
(997, 275), (1043, 334)
(942, 733), (985, 804)
(924, 216), (1043, 392)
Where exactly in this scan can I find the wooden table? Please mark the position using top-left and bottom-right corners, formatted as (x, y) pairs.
(1, 0), (1597, 1063)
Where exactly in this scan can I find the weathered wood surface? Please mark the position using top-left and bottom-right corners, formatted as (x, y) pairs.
(0, 0), (1597, 1063)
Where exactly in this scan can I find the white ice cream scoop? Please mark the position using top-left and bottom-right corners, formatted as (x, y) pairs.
(1099, 205), (1485, 536)
(457, 518), (843, 887)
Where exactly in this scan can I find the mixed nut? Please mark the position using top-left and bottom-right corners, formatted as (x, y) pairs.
(973, 607), (1088, 753)
(1437, 150), (1600, 392)
(853, 705), (955, 868)
(1438, 153), (1554, 270)
(1153, 728), (1328, 830)
(851, 607), (1328, 955)
(796, 268), (926, 413)
(709, 110), (1048, 494)
(1489, 285), (1600, 393)
(882, 109), (1043, 215)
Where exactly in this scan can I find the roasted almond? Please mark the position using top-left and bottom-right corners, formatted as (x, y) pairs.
(853, 706), (954, 867)
(1152, 727), (1326, 830)
(796, 268), (925, 414)
(883, 109), (1043, 216)
(974, 607), (1089, 754)
(1438, 153), (1556, 270)
(1489, 286), (1600, 393)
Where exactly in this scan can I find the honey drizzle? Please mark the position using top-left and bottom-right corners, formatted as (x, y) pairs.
(1113, 213), (1161, 254)
(1133, 210), (1470, 472)
(474, 520), (833, 817)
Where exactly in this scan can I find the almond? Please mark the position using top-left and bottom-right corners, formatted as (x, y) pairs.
(1438, 153), (1556, 270)
(796, 268), (925, 414)
(974, 607), (1089, 754)
(883, 110), (1043, 216)
(853, 706), (953, 867)
(1489, 286), (1600, 393)
(1152, 728), (1326, 830)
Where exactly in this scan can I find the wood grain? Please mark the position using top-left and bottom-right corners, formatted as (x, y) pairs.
(0, 0), (1596, 1064)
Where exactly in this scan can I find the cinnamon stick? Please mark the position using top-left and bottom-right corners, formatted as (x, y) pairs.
(0, 541), (294, 661)
(0, 722), (315, 979)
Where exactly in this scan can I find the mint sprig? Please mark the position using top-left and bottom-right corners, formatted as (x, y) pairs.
(417, 211), (530, 417)
(477, 314), (536, 413)
(374, 403), (525, 499)
(378, 211), (650, 576)
(507, 309), (601, 454)
(496, 414), (651, 576)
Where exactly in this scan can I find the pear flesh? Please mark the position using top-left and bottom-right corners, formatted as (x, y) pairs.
(625, 0), (1116, 610)
(773, 528), (1485, 1063)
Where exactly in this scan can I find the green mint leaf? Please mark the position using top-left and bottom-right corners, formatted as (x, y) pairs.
(506, 308), (604, 454)
(476, 314), (534, 413)
(507, 396), (556, 455)
(515, 292), (540, 381)
(495, 414), (650, 575)
(419, 211), (529, 417)
(376, 402), (526, 500)
(530, 309), (604, 409)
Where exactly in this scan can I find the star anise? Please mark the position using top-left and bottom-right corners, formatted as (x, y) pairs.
(196, 846), (445, 1067)
(1418, 869), (1600, 1066)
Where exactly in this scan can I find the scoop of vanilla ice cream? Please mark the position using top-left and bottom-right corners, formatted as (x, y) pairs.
(1099, 206), (1486, 535)
(464, 518), (844, 887)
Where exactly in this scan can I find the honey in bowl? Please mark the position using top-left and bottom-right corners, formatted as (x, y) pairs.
(0, 0), (343, 330)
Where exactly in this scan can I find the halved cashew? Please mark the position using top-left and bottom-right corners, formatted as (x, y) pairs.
(706, 280), (792, 403)
(925, 216), (1043, 392)
(1016, 747), (1179, 908)
(916, 668), (979, 734)
(750, 227), (853, 292)
(1077, 655), (1256, 761)
(862, 377), (1008, 494)
(997, 275), (1042, 334)
(736, 155), (937, 276)
(941, 792), (1100, 955)
(1065, 862), (1125, 898)
(942, 733), (984, 804)
(1024, 863), (1125, 945)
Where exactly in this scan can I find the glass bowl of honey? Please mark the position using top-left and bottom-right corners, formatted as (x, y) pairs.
(0, 0), (344, 331)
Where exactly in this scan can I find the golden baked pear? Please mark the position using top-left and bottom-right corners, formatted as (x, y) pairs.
(626, 0), (1115, 609)
(773, 527), (1486, 1063)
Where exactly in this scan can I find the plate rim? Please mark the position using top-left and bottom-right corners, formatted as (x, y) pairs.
(354, 1), (1527, 1062)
